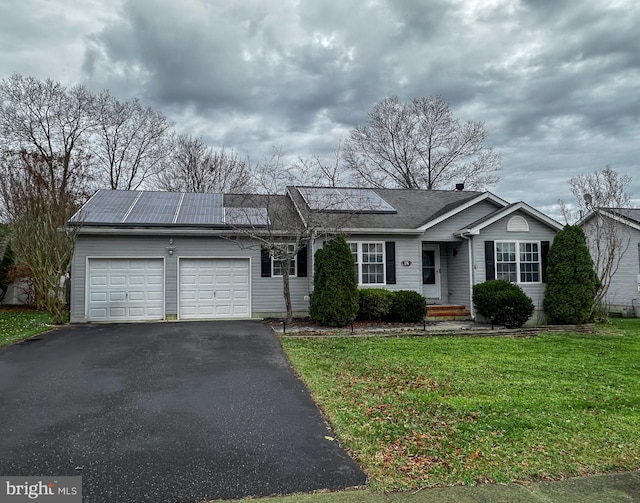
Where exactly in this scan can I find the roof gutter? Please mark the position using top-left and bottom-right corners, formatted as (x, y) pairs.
(339, 227), (424, 235)
(74, 226), (296, 237)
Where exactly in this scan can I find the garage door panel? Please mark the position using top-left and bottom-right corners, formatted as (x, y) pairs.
(89, 308), (107, 319)
(109, 275), (126, 286)
(128, 291), (145, 301)
(87, 258), (164, 321)
(179, 258), (250, 319)
(90, 292), (107, 302)
(147, 291), (163, 301)
(90, 276), (107, 287)
(108, 307), (126, 318)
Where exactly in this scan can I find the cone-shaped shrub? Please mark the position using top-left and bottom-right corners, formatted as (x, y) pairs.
(543, 225), (599, 324)
(310, 236), (359, 327)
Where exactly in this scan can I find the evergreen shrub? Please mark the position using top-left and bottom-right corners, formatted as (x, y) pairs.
(309, 237), (359, 327)
(357, 288), (394, 321)
(473, 280), (534, 328)
(389, 290), (427, 322)
(543, 225), (599, 324)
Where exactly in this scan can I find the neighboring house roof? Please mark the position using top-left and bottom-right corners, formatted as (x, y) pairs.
(456, 201), (564, 236)
(578, 208), (640, 232)
(613, 208), (640, 225)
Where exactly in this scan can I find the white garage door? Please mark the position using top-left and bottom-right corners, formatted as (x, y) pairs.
(87, 258), (164, 321)
(179, 258), (250, 319)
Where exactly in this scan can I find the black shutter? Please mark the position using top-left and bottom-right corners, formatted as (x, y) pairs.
(297, 246), (308, 277)
(541, 241), (550, 283)
(485, 241), (495, 280)
(385, 241), (396, 285)
(261, 248), (271, 277)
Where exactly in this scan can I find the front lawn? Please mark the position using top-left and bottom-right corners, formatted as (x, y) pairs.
(282, 319), (640, 490)
(0, 308), (56, 348)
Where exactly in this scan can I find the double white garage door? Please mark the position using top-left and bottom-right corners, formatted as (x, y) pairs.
(87, 258), (250, 321)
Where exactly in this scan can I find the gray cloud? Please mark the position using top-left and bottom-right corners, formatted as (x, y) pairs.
(2, 0), (639, 218)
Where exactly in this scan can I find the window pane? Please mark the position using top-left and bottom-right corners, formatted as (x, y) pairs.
(362, 243), (383, 264)
(362, 263), (384, 284)
(422, 249), (435, 285)
(519, 242), (539, 282)
(272, 244), (296, 276)
(351, 242), (385, 285)
(496, 242), (517, 282)
(496, 263), (517, 282)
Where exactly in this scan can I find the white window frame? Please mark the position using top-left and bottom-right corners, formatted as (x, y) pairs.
(495, 241), (541, 284)
(272, 244), (297, 277)
(348, 241), (386, 286)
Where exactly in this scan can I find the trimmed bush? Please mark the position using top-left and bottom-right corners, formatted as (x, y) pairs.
(543, 225), (599, 324)
(357, 288), (394, 321)
(309, 236), (359, 327)
(389, 290), (427, 322)
(473, 280), (535, 328)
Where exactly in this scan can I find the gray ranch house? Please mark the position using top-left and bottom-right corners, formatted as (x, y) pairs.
(68, 186), (563, 324)
(580, 208), (640, 317)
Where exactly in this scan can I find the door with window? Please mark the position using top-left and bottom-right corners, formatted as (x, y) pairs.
(422, 243), (441, 299)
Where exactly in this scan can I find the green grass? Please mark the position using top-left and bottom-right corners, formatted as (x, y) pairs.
(282, 319), (640, 490)
(0, 308), (56, 347)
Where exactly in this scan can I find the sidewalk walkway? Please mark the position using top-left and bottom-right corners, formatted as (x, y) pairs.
(243, 472), (640, 502)
(393, 471), (640, 502)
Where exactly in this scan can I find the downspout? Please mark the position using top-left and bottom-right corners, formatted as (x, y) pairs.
(459, 234), (475, 319)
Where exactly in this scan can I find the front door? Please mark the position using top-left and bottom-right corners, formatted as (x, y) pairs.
(422, 243), (441, 299)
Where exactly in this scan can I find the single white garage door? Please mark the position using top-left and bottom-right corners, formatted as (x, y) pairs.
(87, 258), (164, 321)
(179, 258), (250, 319)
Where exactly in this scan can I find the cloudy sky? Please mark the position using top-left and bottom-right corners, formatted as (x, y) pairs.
(1, 0), (638, 219)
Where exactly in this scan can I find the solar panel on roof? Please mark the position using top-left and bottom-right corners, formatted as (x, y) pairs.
(73, 190), (273, 227)
(297, 187), (396, 213)
(224, 207), (270, 226)
(70, 190), (141, 224)
(175, 192), (224, 225)
(123, 191), (183, 224)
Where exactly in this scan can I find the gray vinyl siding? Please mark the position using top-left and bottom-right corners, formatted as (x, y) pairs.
(445, 241), (471, 307)
(472, 211), (557, 311)
(71, 234), (311, 322)
(582, 219), (640, 315)
(423, 200), (503, 241)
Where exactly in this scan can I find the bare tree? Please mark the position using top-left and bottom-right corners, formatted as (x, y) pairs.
(11, 212), (79, 323)
(155, 134), (254, 193)
(293, 143), (346, 188)
(93, 91), (173, 190)
(0, 75), (96, 207)
(344, 95), (501, 190)
(565, 166), (633, 309)
(227, 151), (353, 322)
(0, 152), (84, 322)
(0, 150), (91, 222)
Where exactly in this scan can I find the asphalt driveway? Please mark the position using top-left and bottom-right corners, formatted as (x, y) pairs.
(0, 321), (366, 502)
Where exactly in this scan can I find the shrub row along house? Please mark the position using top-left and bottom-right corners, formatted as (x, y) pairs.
(67, 186), (563, 323)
